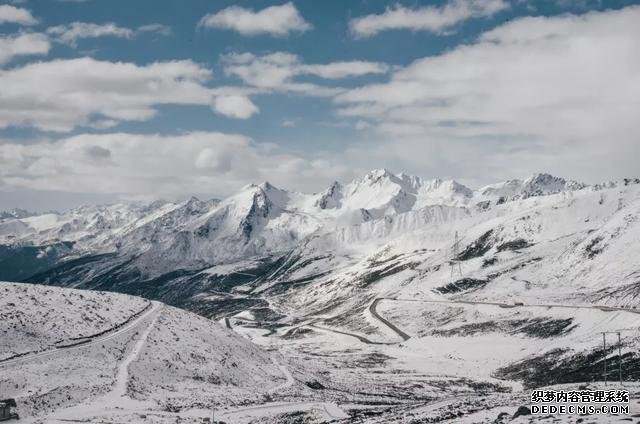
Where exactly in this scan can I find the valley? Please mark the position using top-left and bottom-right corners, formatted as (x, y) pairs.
(1, 171), (640, 422)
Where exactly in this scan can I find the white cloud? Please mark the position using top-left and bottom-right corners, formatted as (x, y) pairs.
(47, 22), (134, 46)
(137, 23), (172, 37)
(198, 2), (311, 36)
(350, 0), (509, 38)
(298, 61), (390, 79)
(0, 57), (214, 131)
(0, 5), (37, 26)
(337, 6), (640, 183)
(0, 132), (351, 198)
(221, 52), (388, 95)
(211, 95), (259, 119)
(0, 32), (50, 64)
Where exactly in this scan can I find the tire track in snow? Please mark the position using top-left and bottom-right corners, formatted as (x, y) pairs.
(0, 301), (160, 368)
(267, 357), (296, 394)
(110, 302), (162, 399)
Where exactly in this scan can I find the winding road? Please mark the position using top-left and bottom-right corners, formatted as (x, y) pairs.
(386, 297), (640, 315)
(369, 298), (411, 341)
(305, 296), (640, 347)
(308, 323), (394, 345)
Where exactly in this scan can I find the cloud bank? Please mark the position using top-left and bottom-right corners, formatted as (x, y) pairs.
(0, 132), (351, 198)
(338, 6), (640, 183)
(0, 58), (213, 131)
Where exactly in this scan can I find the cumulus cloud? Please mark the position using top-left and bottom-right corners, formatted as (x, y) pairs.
(198, 2), (311, 36)
(0, 32), (50, 64)
(0, 57), (214, 131)
(0, 132), (352, 198)
(337, 6), (640, 183)
(0, 5), (37, 25)
(350, 0), (509, 38)
(211, 95), (259, 119)
(221, 52), (388, 95)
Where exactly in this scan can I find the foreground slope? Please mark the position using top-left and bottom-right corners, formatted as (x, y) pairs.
(0, 282), (316, 423)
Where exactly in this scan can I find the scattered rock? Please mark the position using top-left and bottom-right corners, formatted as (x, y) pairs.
(512, 405), (531, 418)
(305, 380), (325, 390)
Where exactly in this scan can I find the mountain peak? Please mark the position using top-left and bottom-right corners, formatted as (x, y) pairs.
(360, 168), (397, 183)
(258, 181), (276, 191)
(480, 173), (587, 200)
(522, 173), (586, 196)
(315, 181), (343, 209)
(367, 168), (394, 177)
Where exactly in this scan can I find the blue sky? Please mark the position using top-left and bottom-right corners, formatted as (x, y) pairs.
(1, 0), (639, 210)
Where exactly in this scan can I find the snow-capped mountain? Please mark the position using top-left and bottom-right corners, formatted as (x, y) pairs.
(0, 208), (39, 220)
(478, 173), (587, 201)
(0, 170), (600, 283)
(0, 170), (586, 253)
(315, 169), (474, 219)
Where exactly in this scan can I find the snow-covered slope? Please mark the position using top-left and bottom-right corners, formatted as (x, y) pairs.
(0, 282), (301, 421)
(0, 283), (148, 361)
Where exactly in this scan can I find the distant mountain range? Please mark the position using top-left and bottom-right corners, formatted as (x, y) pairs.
(1, 170), (638, 321)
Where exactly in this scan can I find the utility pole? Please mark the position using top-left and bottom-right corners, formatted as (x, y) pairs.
(450, 231), (463, 281)
(601, 331), (625, 386)
(602, 332), (607, 386)
(618, 332), (622, 386)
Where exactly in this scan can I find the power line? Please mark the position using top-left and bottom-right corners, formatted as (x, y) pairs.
(449, 231), (463, 282)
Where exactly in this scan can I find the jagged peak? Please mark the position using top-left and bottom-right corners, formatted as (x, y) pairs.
(523, 172), (565, 186)
(522, 173), (587, 193)
(184, 195), (202, 204)
(353, 168), (401, 186)
(240, 181), (285, 194)
(366, 168), (394, 179)
(327, 180), (342, 190)
(315, 180), (344, 209)
(258, 181), (277, 191)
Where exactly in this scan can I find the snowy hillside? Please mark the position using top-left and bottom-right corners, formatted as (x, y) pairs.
(0, 282), (316, 423)
(0, 283), (148, 361)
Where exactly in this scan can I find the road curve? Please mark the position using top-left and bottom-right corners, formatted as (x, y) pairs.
(369, 298), (411, 341)
(308, 324), (394, 345)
